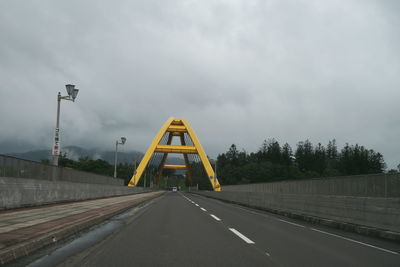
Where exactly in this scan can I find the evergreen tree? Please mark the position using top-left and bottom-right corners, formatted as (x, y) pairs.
(226, 144), (239, 165)
(314, 143), (327, 175)
(217, 139), (386, 185)
(295, 140), (314, 172)
(281, 143), (293, 166)
(266, 139), (282, 164)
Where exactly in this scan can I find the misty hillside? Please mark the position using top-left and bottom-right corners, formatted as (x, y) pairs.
(4, 146), (184, 165)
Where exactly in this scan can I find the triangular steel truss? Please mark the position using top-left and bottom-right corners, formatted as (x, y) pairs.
(128, 117), (221, 191)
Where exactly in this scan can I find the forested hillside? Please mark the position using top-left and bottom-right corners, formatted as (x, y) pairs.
(216, 139), (386, 185)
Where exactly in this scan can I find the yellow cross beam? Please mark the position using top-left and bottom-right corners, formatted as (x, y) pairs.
(163, 164), (188, 170)
(155, 145), (197, 154)
(167, 125), (187, 133)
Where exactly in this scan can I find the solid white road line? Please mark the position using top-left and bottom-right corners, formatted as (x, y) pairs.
(200, 208), (207, 211)
(310, 228), (399, 255)
(229, 228), (255, 244)
(210, 214), (221, 221)
(277, 219), (305, 228)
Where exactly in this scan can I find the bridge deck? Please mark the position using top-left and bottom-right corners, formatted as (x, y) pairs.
(54, 192), (400, 267)
(2, 191), (399, 266)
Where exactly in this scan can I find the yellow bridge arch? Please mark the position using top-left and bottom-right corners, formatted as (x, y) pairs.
(128, 117), (221, 191)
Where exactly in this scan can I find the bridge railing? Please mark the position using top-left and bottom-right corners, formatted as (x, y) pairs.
(220, 173), (400, 198)
(0, 154), (124, 186)
(194, 174), (400, 239)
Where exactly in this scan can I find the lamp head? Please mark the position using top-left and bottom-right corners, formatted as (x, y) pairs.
(65, 84), (75, 96)
(71, 88), (79, 101)
(120, 137), (127, 145)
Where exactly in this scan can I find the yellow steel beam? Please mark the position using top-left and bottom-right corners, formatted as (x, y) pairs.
(128, 117), (175, 187)
(163, 164), (188, 170)
(155, 144), (197, 154)
(171, 119), (183, 125)
(180, 134), (193, 186)
(167, 125), (187, 133)
(181, 119), (221, 191)
(155, 132), (173, 185)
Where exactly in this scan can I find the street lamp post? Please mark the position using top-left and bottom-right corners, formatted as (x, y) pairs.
(114, 137), (127, 178)
(52, 84), (79, 166)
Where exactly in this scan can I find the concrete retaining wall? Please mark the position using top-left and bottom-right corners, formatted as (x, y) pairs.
(0, 177), (148, 210)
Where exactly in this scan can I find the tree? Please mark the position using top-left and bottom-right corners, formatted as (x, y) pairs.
(281, 143), (293, 166)
(327, 139), (338, 160)
(295, 140), (314, 172)
(58, 152), (75, 168)
(338, 144), (385, 175)
(256, 139), (282, 164)
(314, 143), (327, 175)
(226, 144), (239, 165)
(40, 158), (50, 164)
(266, 139), (282, 164)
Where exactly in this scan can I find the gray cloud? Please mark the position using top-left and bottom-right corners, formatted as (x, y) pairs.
(0, 0), (399, 169)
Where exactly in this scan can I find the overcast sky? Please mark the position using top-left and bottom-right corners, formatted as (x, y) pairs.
(0, 0), (399, 169)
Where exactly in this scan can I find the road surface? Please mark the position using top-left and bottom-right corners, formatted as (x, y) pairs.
(32, 191), (400, 267)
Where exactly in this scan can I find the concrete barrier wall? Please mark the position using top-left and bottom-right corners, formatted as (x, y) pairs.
(0, 154), (124, 186)
(221, 173), (400, 197)
(194, 175), (400, 238)
(0, 177), (149, 210)
(195, 191), (400, 234)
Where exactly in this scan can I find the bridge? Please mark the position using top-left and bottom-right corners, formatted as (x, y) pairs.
(127, 117), (221, 191)
(0, 118), (399, 266)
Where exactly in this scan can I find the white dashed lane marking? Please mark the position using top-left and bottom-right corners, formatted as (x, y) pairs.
(229, 228), (255, 244)
(210, 214), (221, 221)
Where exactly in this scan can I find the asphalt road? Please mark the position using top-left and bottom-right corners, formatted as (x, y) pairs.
(52, 192), (399, 267)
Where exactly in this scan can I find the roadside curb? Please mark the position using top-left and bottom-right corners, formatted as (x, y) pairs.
(190, 192), (400, 243)
(0, 191), (164, 265)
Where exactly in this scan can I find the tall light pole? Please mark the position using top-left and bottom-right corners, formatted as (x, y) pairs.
(114, 137), (127, 178)
(52, 84), (79, 166)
